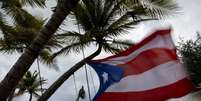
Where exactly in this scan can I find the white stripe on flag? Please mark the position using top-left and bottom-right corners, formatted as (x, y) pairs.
(105, 61), (187, 92)
(102, 34), (175, 65)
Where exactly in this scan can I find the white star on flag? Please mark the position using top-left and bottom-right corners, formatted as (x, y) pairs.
(102, 72), (108, 83)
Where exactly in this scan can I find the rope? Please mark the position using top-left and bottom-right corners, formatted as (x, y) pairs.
(82, 49), (92, 101)
(77, 22), (92, 101)
(89, 67), (97, 93)
(73, 73), (78, 94)
(36, 58), (43, 95)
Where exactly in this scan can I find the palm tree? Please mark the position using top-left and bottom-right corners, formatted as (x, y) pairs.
(0, 14), (62, 101)
(0, 11), (64, 100)
(14, 71), (46, 101)
(1, 14), (65, 101)
(0, 14), (62, 66)
(0, 0), (46, 37)
(0, 0), (56, 65)
(1, 1), (48, 65)
(38, 0), (178, 100)
(3, 14), (60, 101)
(0, 0), (79, 99)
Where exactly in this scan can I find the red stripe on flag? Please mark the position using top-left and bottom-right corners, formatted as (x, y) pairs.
(96, 29), (171, 62)
(117, 48), (177, 76)
(96, 78), (193, 101)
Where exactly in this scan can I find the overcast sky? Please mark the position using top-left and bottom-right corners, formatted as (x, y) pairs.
(1, 0), (201, 101)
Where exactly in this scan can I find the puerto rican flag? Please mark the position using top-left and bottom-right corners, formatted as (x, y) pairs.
(87, 28), (193, 101)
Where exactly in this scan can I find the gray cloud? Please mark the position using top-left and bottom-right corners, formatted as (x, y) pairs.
(1, 0), (201, 101)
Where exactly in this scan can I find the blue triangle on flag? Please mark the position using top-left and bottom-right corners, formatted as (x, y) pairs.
(88, 62), (124, 101)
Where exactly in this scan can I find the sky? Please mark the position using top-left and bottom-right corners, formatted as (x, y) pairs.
(1, 0), (201, 101)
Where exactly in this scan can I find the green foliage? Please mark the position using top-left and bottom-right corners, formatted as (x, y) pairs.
(0, 0), (49, 55)
(19, 0), (46, 8)
(15, 71), (46, 98)
(178, 33), (201, 86)
(0, 0), (64, 68)
(122, 0), (178, 18)
(1, 0), (46, 8)
(0, 16), (58, 50)
(0, 0), (46, 31)
(0, 14), (62, 66)
(102, 39), (133, 54)
(52, 0), (177, 59)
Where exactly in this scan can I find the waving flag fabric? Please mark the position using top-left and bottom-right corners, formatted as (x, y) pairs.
(87, 28), (193, 101)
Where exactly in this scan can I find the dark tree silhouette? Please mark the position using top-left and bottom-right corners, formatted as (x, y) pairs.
(178, 32), (201, 87)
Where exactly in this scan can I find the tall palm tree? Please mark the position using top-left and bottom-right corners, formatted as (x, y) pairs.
(0, 12), (64, 100)
(14, 71), (46, 101)
(0, 0), (79, 99)
(1, 14), (65, 101)
(38, 0), (178, 100)
(0, 1), (47, 100)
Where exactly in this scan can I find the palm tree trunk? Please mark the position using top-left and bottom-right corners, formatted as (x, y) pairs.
(37, 45), (102, 101)
(29, 93), (33, 101)
(0, 0), (79, 100)
(7, 87), (15, 101)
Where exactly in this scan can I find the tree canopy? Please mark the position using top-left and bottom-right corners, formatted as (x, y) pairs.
(178, 33), (201, 87)
(0, 0), (179, 100)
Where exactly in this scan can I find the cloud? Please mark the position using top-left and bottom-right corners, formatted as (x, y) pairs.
(1, 0), (201, 101)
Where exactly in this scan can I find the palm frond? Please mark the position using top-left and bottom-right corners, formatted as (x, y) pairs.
(110, 39), (134, 47)
(0, 12), (7, 28)
(106, 17), (155, 37)
(124, 0), (178, 18)
(14, 70), (46, 97)
(146, 0), (178, 18)
(102, 0), (124, 25)
(92, 0), (116, 29)
(1, 15), (45, 45)
(51, 31), (99, 60)
(1, 0), (22, 8)
(2, 0), (46, 8)
(4, 7), (43, 29)
(0, 38), (25, 54)
(45, 37), (63, 51)
(74, 0), (121, 32)
(105, 15), (135, 37)
(103, 39), (133, 54)
(51, 41), (88, 59)
(38, 49), (59, 70)
(55, 31), (83, 44)
(60, 0), (177, 57)
(38, 49), (53, 63)
(19, 0), (46, 8)
(102, 42), (121, 54)
(74, 3), (94, 31)
(0, 12), (16, 35)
